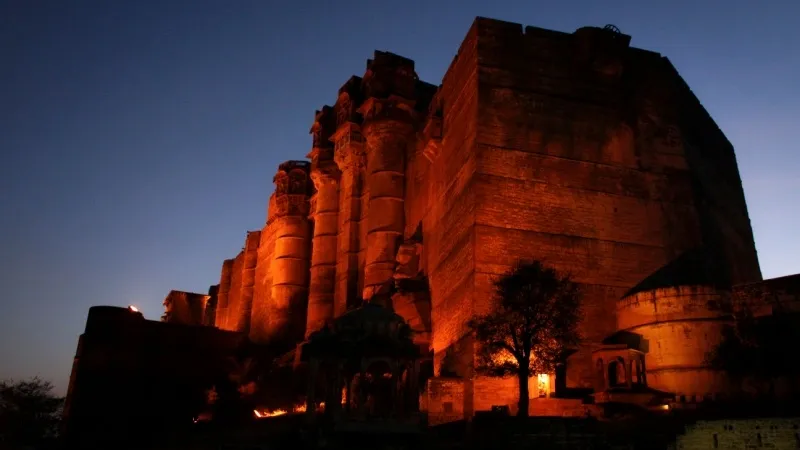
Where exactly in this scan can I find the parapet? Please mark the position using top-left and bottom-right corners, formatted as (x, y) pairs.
(733, 273), (800, 316)
(85, 305), (144, 335)
(617, 285), (732, 331)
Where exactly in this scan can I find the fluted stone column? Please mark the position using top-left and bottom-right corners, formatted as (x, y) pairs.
(214, 259), (234, 330)
(358, 97), (416, 299)
(268, 161), (312, 344)
(332, 123), (366, 316)
(306, 165), (340, 336)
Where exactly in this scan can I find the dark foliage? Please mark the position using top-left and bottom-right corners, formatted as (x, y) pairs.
(0, 377), (64, 448)
(467, 260), (582, 416)
(709, 308), (800, 392)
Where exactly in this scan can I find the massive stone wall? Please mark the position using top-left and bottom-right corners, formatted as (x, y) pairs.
(470, 20), (692, 388)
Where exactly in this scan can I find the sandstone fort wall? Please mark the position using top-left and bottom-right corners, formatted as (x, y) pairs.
(206, 17), (766, 418)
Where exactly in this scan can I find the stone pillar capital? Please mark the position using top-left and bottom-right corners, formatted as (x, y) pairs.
(332, 123), (367, 173)
(267, 161), (312, 224)
(268, 194), (310, 224)
(358, 96), (417, 135)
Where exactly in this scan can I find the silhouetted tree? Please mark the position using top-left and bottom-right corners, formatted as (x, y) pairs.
(467, 261), (582, 417)
(0, 377), (64, 448)
(210, 352), (259, 424)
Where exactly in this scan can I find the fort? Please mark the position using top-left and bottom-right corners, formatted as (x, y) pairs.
(64, 16), (800, 443)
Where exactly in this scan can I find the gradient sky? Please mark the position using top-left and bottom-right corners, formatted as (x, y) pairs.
(2, 0), (798, 394)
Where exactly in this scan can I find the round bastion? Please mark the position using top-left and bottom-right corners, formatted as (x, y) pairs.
(616, 285), (734, 402)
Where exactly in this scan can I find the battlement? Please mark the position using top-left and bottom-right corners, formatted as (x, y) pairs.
(277, 160), (310, 172)
(441, 17), (638, 87)
(367, 50), (416, 73)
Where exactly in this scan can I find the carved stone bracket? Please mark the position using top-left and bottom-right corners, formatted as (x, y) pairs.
(269, 194), (310, 223)
(267, 161), (312, 224)
(310, 164), (341, 188)
(420, 116), (443, 163)
(332, 123), (367, 173)
(392, 229), (427, 294)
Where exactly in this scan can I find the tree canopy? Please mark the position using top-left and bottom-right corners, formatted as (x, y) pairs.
(0, 377), (64, 448)
(467, 260), (582, 416)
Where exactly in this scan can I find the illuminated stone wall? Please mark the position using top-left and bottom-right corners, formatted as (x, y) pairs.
(306, 108), (339, 336)
(250, 222), (276, 343)
(264, 161), (313, 345)
(214, 258), (234, 330)
(225, 251), (244, 331)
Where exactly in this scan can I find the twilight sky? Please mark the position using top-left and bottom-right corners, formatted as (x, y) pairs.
(1, 0), (798, 394)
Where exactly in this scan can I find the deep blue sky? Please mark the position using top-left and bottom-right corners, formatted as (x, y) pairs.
(2, 0), (798, 394)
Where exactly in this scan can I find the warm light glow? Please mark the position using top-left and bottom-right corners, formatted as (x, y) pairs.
(253, 408), (288, 418)
(493, 348), (516, 365)
(661, 404), (670, 411)
(537, 374), (549, 383)
(253, 401), (323, 419)
(537, 373), (550, 397)
(128, 305), (139, 313)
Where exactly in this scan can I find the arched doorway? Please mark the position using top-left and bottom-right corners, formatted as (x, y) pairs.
(607, 358), (627, 387)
